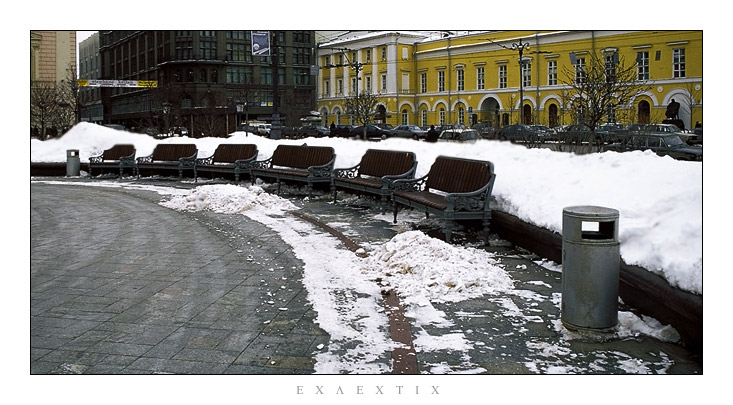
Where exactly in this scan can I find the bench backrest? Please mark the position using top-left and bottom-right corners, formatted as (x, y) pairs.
(425, 156), (494, 193)
(102, 144), (135, 160)
(271, 144), (334, 169)
(358, 149), (416, 178)
(212, 144), (258, 163)
(151, 144), (197, 161)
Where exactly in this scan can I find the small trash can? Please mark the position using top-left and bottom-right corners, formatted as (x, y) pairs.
(561, 205), (620, 331)
(66, 149), (80, 177)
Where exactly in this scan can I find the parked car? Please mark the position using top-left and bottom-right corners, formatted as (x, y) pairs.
(497, 124), (542, 143)
(602, 133), (702, 161)
(331, 124), (357, 137)
(438, 128), (480, 142)
(390, 124), (427, 140)
(557, 124), (593, 144)
(257, 124), (271, 136)
(168, 126), (189, 137)
(529, 125), (555, 142)
(688, 124), (702, 145)
(298, 125), (330, 138)
(471, 122), (498, 139)
(594, 123), (627, 144)
(352, 124), (391, 139)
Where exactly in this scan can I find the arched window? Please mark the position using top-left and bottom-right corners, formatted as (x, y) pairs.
(549, 104), (558, 128)
(402, 109), (408, 125)
(458, 106), (465, 125)
(439, 107), (446, 125)
(421, 110), (427, 127)
(638, 100), (650, 123)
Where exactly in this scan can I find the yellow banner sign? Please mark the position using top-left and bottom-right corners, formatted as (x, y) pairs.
(77, 79), (158, 88)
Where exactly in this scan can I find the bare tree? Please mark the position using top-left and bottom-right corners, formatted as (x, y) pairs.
(57, 63), (81, 128)
(345, 90), (379, 140)
(195, 90), (227, 138)
(31, 81), (60, 140)
(561, 51), (650, 132)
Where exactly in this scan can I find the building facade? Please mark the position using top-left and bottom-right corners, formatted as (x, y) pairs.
(317, 30), (703, 131)
(30, 31), (78, 138)
(96, 30), (317, 137)
(79, 32), (103, 124)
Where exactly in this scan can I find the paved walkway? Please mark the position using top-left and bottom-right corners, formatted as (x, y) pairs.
(30, 178), (702, 375)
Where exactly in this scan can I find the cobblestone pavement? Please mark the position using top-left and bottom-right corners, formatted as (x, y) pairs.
(30, 178), (702, 375)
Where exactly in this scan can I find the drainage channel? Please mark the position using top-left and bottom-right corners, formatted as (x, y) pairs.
(288, 210), (419, 374)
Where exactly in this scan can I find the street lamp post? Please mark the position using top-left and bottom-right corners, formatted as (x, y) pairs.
(511, 39), (530, 125)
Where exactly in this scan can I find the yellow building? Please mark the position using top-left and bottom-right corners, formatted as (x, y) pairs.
(317, 30), (702, 130)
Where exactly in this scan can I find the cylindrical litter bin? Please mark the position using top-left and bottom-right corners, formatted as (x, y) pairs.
(561, 205), (620, 331)
(66, 149), (80, 177)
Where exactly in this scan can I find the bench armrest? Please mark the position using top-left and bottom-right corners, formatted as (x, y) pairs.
(137, 154), (154, 164)
(196, 154), (215, 166)
(234, 155), (258, 169)
(333, 163), (361, 179)
(119, 155), (137, 166)
(179, 153), (198, 168)
(307, 157), (336, 178)
(444, 175), (496, 211)
(251, 157), (273, 170)
(393, 174), (428, 192)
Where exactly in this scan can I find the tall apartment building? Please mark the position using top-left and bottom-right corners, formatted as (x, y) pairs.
(98, 30), (317, 137)
(30, 31), (77, 85)
(317, 30), (703, 131)
(78, 32), (103, 123)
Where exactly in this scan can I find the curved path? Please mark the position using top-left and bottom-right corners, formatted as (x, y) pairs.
(31, 182), (328, 374)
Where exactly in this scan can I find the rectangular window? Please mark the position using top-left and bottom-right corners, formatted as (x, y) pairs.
(175, 40), (193, 60)
(338, 79), (343, 95)
(498, 65), (507, 89)
(457, 69), (464, 91)
(637, 51), (649, 80)
(673, 48), (686, 78)
(226, 43), (246, 61)
(575, 57), (586, 84)
(294, 68), (309, 85)
(352, 77), (358, 93)
(200, 40), (217, 60)
(547, 61), (557, 85)
(381, 47), (386, 61)
(421, 110), (427, 127)
(365, 76), (371, 92)
(605, 53), (617, 83)
(365, 49), (371, 62)
(324, 79), (330, 95)
(477, 67), (485, 89)
(226, 31), (245, 40)
(439, 108), (445, 125)
(420, 73), (427, 93)
(522, 61), (532, 87)
(293, 47), (311, 65)
(438, 71), (445, 92)
(261, 67), (272, 85)
(381, 74), (387, 92)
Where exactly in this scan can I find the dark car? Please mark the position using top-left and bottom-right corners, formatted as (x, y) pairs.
(391, 124), (427, 140)
(352, 124), (391, 139)
(594, 123), (627, 144)
(471, 122), (498, 139)
(299, 125), (330, 138)
(497, 124), (541, 143)
(602, 133), (702, 161)
(332, 124), (357, 137)
(557, 124), (593, 144)
(529, 125), (555, 142)
(438, 128), (479, 142)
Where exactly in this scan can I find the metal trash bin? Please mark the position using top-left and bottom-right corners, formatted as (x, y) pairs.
(66, 149), (80, 177)
(561, 205), (620, 331)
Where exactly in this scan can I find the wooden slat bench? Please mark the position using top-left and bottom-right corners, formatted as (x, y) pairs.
(194, 144), (258, 183)
(88, 144), (136, 178)
(392, 156), (496, 242)
(251, 144), (335, 196)
(135, 144), (198, 180)
(332, 149), (417, 207)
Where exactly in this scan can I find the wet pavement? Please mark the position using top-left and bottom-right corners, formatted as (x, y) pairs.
(30, 176), (702, 375)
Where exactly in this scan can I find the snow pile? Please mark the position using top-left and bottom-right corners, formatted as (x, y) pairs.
(30, 122), (703, 295)
(363, 230), (514, 304)
(160, 184), (297, 215)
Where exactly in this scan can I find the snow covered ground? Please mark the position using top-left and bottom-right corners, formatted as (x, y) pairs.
(31, 122), (703, 295)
